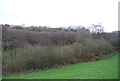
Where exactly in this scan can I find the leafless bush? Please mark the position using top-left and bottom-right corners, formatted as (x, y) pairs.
(3, 45), (78, 75)
(2, 24), (117, 76)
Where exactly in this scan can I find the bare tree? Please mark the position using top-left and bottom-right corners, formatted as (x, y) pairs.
(91, 23), (104, 34)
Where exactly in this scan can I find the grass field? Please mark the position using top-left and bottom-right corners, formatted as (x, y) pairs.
(4, 54), (118, 79)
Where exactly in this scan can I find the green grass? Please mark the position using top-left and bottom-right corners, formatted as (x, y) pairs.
(4, 54), (118, 79)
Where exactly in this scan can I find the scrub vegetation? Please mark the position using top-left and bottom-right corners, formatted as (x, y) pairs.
(2, 24), (119, 78)
(4, 54), (118, 79)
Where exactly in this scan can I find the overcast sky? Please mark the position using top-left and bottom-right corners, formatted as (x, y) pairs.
(0, 0), (119, 32)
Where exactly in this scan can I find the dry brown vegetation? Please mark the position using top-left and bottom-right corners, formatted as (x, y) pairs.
(2, 24), (119, 76)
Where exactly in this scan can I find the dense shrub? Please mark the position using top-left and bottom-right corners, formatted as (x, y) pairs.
(99, 33), (118, 51)
(50, 31), (76, 45)
(2, 24), (118, 76)
(3, 45), (79, 75)
(72, 30), (114, 62)
(3, 38), (114, 75)
(2, 28), (77, 49)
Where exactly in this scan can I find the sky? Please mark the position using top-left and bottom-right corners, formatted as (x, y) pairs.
(0, 0), (119, 32)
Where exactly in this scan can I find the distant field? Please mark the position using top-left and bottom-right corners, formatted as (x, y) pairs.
(4, 54), (118, 79)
